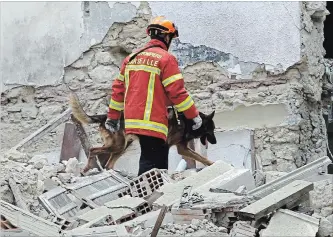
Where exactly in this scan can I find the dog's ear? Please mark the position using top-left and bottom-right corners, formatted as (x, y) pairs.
(200, 136), (207, 146)
(208, 111), (215, 120)
(207, 133), (217, 144)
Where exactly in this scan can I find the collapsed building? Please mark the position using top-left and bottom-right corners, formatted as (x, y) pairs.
(0, 1), (333, 237)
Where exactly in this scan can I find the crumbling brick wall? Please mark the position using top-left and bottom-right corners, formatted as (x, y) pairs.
(0, 2), (329, 179)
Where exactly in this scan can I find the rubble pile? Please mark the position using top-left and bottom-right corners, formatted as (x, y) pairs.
(0, 148), (332, 237)
(157, 219), (228, 236)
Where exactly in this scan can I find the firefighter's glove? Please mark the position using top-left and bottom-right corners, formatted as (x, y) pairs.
(105, 118), (120, 133)
(192, 115), (202, 130)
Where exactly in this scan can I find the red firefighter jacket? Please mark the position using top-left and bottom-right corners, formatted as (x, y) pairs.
(107, 39), (199, 141)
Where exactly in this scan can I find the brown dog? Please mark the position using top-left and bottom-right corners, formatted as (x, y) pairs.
(69, 92), (216, 173)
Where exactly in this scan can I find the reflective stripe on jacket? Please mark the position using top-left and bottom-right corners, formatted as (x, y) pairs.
(107, 39), (199, 141)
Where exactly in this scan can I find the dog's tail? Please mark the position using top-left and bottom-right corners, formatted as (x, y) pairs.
(69, 92), (107, 124)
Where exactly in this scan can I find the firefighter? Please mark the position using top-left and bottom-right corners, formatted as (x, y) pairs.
(106, 16), (202, 175)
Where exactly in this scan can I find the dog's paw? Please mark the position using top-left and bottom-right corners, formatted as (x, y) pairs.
(82, 166), (90, 173)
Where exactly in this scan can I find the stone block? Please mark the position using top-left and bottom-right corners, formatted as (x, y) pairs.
(229, 221), (256, 237)
(238, 180), (314, 220)
(261, 209), (319, 237)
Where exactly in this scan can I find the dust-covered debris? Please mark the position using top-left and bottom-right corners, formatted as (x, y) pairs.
(158, 219), (228, 236)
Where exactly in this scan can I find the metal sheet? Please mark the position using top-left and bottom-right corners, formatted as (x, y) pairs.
(60, 123), (81, 162)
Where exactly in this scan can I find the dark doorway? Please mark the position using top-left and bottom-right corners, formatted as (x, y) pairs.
(324, 2), (333, 58)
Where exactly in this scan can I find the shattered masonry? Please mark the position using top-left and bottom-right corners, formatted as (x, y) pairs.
(1, 2), (331, 178)
(0, 156), (332, 236)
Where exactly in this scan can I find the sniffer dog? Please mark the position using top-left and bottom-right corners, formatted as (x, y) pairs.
(69, 92), (216, 173)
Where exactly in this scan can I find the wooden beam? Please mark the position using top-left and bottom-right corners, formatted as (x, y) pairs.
(150, 205), (168, 237)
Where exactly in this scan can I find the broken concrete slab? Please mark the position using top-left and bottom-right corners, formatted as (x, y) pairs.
(0, 229), (35, 237)
(104, 195), (152, 216)
(196, 168), (255, 193)
(77, 206), (134, 223)
(229, 221), (256, 237)
(153, 160), (234, 208)
(77, 214), (115, 229)
(62, 224), (129, 237)
(104, 195), (145, 209)
(8, 177), (29, 211)
(248, 156), (331, 198)
(118, 210), (174, 232)
(177, 192), (249, 213)
(260, 209), (319, 236)
(0, 200), (62, 236)
(238, 180), (314, 220)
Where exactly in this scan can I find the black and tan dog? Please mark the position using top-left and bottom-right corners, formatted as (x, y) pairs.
(69, 92), (216, 173)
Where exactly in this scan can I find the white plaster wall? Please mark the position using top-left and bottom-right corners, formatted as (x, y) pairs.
(1, 1), (301, 91)
(149, 1), (301, 69)
(0, 1), (138, 90)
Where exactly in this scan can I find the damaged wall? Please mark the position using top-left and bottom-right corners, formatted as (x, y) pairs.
(0, 2), (329, 179)
(0, 1), (140, 90)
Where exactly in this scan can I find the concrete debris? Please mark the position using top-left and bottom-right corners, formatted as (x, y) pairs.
(317, 217), (333, 237)
(0, 145), (331, 237)
(104, 195), (152, 216)
(309, 178), (333, 217)
(264, 171), (288, 183)
(157, 219), (228, 236)
(229, 221), (256, 237)
(153, 160), (234, 208)
(128, 168), (170, 199)
(77, 206), (135, 225)
(8, 178), (29, 211)
(248, 156), (331, 198)
(0, 200), (62, 236)
(0, 229), (35, 237)
(4, 150), (31, 163)
(197, 168), (256, 193)
(28, 155), (48, 170)
(260, 209), (319, 237)
(238, 180), (314, 220)
(63, 157), (84, 176)
(62, 224), (129, 237)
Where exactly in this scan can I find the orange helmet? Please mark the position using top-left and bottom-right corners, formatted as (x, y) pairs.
(146, 16), (179, 38)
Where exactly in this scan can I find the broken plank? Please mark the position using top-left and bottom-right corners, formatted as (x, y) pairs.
(237, 180), (313, 220)
(150, 205), (168, 237)
(8, 178), (29, 212)
(11, 108), (71, 151)
(60, 123), (81, 162)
